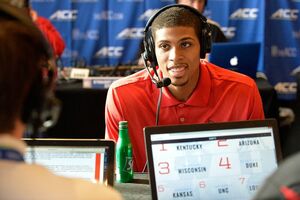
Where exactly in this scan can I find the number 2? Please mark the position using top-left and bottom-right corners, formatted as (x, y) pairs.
(217, 140), (228, 147)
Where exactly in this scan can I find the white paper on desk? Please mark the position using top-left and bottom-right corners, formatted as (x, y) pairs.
(70, 68), (90, 79)
(83, 77), (121, 89)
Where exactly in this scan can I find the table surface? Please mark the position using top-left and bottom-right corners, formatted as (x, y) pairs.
(114, 173), (152, 200)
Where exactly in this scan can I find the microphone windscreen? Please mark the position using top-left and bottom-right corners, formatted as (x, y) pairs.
(162, 77), (171, 87)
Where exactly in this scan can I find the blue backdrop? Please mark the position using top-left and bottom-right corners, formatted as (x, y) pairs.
(31, 0), (299, 100)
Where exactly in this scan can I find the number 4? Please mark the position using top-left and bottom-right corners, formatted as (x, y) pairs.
(219, 157), (231, 169)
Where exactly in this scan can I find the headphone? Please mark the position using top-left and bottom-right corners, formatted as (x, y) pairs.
(0, 3), (61, 134)
(142, 4), (212, 88)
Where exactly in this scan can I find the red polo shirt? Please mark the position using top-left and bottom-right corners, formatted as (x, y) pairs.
(105, 61), (264, 172)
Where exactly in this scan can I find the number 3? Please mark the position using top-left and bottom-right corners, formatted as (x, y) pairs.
(158, 162), (170, 174)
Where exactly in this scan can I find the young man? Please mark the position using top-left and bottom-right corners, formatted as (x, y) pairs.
(176, 0), (227, 43)
(105, 5), (264, 172)
(0, 3), (122, 200)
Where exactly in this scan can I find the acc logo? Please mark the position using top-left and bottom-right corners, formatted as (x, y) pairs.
(94, 47), (123, 58)
(271, 9), (299, 20)
(275, 82), (297, 94)
(271, 46), (297, 58)
(72, 29), (99, 40)
(94, 11), (123, 20)
(50, 10), (78, 21)
(230, 8), (258, 19)
(221, 27), (236, 39)
(117, 28), (144, 39)
(138, 9), (159, 21)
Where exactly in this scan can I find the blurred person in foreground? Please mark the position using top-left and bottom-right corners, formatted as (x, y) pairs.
(252, 152), (300, 200)
(0, 3), (122, 200)
(105, 4), (264, 172)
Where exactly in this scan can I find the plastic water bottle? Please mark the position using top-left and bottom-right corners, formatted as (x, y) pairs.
(116, 121), (133, 183)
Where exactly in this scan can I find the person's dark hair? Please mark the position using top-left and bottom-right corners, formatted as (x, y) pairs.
(151, 6), (202, 42)
(175, 0), (208, 7)
(0, 18), (51, 133)
(23, 0), (30, 8)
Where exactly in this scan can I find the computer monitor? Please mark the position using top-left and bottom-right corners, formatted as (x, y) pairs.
(23, 139), (115, 186)
(209, 42), (260, 79)
(144, 119), (281, 200)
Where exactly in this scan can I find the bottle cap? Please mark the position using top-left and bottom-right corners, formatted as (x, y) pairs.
(119, 121), (128, 129)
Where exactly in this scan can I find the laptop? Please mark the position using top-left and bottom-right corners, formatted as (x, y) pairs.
(23, 138), (115, 186)
(209, 42), (260, 79)
(144, 119), (282, 200)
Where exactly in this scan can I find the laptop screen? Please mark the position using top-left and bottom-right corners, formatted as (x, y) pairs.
(209, 42), (260, 79)
(144, 119), (281, 200)
(23, 139), (115, 186)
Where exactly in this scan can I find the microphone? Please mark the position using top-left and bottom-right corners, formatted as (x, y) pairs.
(157, 77), (171, 88)
(142, 53), (171, 88)
(150, 76), (171, 88)
(141, 53), (171, 173)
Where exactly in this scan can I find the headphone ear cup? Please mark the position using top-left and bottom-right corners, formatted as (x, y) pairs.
(142, 51), (149, 62)
(22, 68), (61, 135)
(144, 28), (158, 68)
(200, 22), (212, 59)
(204, 23), (212, 54)
(37, 90), (61, 133)
(21, 73), (43, 124)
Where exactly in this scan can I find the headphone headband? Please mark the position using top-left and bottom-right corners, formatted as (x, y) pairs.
(143, 4), (212, 69)
(144, 4), (208, 34)
(142, 4), (212, 88)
